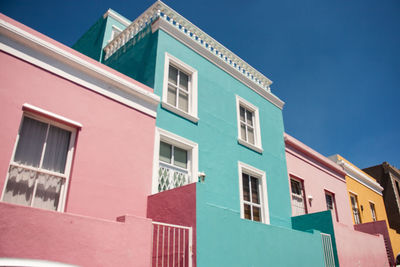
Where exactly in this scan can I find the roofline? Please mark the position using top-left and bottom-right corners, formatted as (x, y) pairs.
(103, 9), (131, 27)
(330, 155), (384, 195)
(103, 1), (285, 109)
(284, 133), (346, 177)
(0, 15), (160, 118)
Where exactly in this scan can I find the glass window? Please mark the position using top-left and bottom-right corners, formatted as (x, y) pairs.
(167, 64), (190, 113)
(290, 178), (306, 216)
(370, 202), (377, 221)
(325, 191), (339, 221)
(350, 194), (361, 224)
(241, 173), (262, 222)
(2, 116), (73, 211)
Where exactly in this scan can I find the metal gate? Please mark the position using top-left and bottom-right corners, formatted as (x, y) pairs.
(321, 233), (335, 267)
(152, 222), (193, 267)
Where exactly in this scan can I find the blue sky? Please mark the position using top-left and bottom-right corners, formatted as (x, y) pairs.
(1, 0), (399, 169)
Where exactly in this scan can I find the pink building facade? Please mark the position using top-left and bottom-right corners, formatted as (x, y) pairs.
(285, 133), (389, 267)
(0, 14), (161, 266)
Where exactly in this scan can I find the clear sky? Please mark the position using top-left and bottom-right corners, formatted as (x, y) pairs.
(1, 0), (399, 169)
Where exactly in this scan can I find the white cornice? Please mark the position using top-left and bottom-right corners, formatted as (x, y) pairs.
(0, 17), (160, 118)
(103, 1), (285, 109)
(335, 159), (384, 195)
(103, 9), (131, 27)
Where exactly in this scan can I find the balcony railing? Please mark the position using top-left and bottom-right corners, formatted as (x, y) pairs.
(158, 162), (189, 192)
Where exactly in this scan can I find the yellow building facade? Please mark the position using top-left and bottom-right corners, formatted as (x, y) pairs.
(330, 155), (400, 265)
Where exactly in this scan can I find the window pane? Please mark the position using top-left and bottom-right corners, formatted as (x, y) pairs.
(253, 206), (261, 222)
(174, 146), (187, 169)
(326, 194), (333, 210)
(291, 179), (301, 195)
(179, 71), (189, 91)
(14, 117), (48, 168)
(159, 142), (172, 163)
(251, 177), (260, 204)
(240, 123), (247, 141)
(244, 204), (251, 220)
(3, 165), (36, 206)
(247, 127), (255, 144)
(178, 91), (189, 112)
(246, 110), (253, 126)
(33, 173), (63, 211)
(240, 106), (245, 122)
(167, 85), (177, 106)
(168, 65), (178, 85)
(242, 173), (250, 201)
(42, 125), (71, 173)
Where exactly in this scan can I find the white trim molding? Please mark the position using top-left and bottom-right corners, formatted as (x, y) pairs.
(162, 52), (199, 122)
(103, 9), (131, 27)
(330, 155), (384, 195)
(151, 127), (198, 194)
(236, 95), (263, 153)
(0, 17), (160, 118)
(238, 161), (270, 224)
(103, 1), (285, 110)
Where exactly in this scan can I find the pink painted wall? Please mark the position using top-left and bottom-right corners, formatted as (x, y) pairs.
(334, 221), (389, 267)
(0, 202), (152, 266)
(285, 134), (354, 226)
(0, 49), (156, 220)
(147, 183), (196, 267)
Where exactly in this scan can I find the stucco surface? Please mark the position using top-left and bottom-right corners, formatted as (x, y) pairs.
(0, 202), (152, 266)
(0, 50), (156, 220)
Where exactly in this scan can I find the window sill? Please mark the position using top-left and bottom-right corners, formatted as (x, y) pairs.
(238, 139), (263, 154)
(162, 102), (199, 123)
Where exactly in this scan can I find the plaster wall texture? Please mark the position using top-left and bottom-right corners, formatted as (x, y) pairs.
(285, 138), (354, 226)
(147, 183), (196, 267)
(0, 202), (152, 266)
(0, 49), (156, 220)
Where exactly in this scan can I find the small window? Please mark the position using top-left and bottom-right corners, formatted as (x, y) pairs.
(290, 177), (307, 216)
(325, 191), (338, 221)
(153, 128), (198, 193)
(369, 202), (377, 221)
(238, 162), (269, 224)
(2, 114), (76, 211)
(162, 53), (198, 123)
(395, 180), (400, 198)
(350, 193), (362, 224)
(236, 96), (262, 153)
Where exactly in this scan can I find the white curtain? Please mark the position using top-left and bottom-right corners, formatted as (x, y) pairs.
(33, 173), (63, 211)
(42, 125), (70, 173)
(3, 165), (36, 206)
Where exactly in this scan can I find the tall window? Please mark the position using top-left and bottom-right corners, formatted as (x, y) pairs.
(325, 191), (338, 221)
(236, 96), (262, 153)
(350, 194), (361, 224)
(162, 53), (198, 123)
(153, 128), (198, 194)
(2, 115), (75, 211)
(370, 202), (377, 221)
(238, 162), (269, 224)
(290, 178), (307, 216)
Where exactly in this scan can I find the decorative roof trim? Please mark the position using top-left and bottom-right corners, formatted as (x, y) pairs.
(284, 134), (346, 177)
(0, 17), (160, 118)
(330, 155), (384, 195)
(103, 9), (131, 27)
(103, 1), (284, 108)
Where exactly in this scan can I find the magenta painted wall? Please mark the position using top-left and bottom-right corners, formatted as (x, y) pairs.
(285, 134), (354, 226)
(0, 49), (156, 220)
(147, 183), (196, 267)
(334, 222), (389, 267)
(0, 202), (152, 266)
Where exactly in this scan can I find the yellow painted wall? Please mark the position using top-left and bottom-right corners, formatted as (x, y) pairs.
(340, 155), (400, 260)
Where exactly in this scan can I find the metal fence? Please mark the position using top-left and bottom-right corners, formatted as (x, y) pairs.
(152, 222), (193, 267)
(321, 233), (335, 267)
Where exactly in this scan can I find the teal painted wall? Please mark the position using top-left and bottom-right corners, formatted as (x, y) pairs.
(152, 29), (326, 266)
(292, 210), (340, 266)
(72, 10), (128, 62)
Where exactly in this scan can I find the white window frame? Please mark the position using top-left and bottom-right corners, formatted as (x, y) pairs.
(108, 25), (123, 43)
(349, 192), (361, 224)
(152, 127), (198, 194)
(235, 95), (263, 153)
(1, 105), (78, 212)
(162, 52), (198, 123)
(238, 161), (269, 224)
(325, 190), (339, 222)
(369, 201), (377, 221)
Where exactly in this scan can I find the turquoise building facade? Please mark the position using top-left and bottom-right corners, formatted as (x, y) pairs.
(74, 2), (332, 266)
